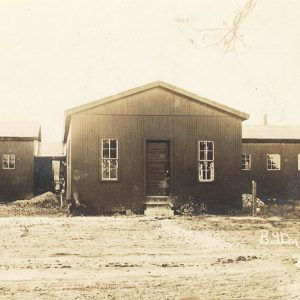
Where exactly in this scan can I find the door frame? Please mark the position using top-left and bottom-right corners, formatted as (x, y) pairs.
(144, 138), (172, 197)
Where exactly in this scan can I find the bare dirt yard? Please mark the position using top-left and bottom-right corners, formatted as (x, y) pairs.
(0, 212), (300, 299)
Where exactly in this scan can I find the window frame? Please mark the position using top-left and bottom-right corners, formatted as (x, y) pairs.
(2, 154), (16, 170)
(101, 138), (119, 181)
(298, 154), (300, 171)
(267, 154), (281, 171)
(242, 153), (251, 171)
(198, 140), (215, 182)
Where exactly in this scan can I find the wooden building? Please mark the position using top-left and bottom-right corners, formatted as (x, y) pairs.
(63, 81), (249, 214)
(0, 121), (41, 201)
(242, 125), (300, 202)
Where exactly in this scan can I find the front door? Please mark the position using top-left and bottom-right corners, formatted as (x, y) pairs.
(146, 140), (170, 196)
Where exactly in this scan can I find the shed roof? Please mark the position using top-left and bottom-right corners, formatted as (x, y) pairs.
(0, 121), (41, 140)
(243, 125), (300, 141)
(63, 81), (249, 142)
(37, 142), (65, 157)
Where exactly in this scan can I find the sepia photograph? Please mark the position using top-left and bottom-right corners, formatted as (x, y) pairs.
(0, 0), (299, 299)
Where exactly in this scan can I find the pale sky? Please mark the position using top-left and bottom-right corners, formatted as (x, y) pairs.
(0, 0), (299, 142)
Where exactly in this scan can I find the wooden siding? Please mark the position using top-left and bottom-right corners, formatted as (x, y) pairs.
(241, 142), (300, 201)
(68, 87), (243, 213)
(66, 123), (72, 201)
(0, 140), (35, 201)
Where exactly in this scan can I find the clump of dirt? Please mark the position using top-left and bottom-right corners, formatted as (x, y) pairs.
(105, 262), (141, 268)
(0, 192), (66, 217)
(13, 192), (60, 208)
(215, 255), (259, 265)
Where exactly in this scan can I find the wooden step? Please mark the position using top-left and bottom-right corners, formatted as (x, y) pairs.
(144, 197), (174, 216)
(144, 206), (174, 217)
(145, 197), (174, 206)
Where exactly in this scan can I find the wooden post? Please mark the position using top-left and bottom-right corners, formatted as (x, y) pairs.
(252, 180), (257, 216)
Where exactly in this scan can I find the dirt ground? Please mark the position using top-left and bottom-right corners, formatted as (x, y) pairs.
(0, 214), (300, 299)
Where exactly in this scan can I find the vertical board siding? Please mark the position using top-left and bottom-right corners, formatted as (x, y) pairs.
(66, 125), (72, 201)
(70, 86), (243, 213)
(0, 140), (35, 201)
(242, 142), (300, 200)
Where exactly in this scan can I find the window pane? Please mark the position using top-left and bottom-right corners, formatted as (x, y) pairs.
(207, 151), (213, 161)
(274, 155), (280, 166)
(199, 162), (206, 177)
(206, 168), (210, 180)
(102, 139), (109, 148)
(199, 150), (205, 160)
(2, 159), (8, 169)
(110, 139), (117, 148)
(210, 164), (215, 180)
(102, 160), (109, 169)
(102, 168), (110, 179)
(199, 142), (206, 151)
(110, 168), (117, 179)
(267, 155), (272, 166)
(207, 142), (214, 151)
(198, 163), (203, 179)
(2, 155), (9, 169)
(110, 149), (117, 159)
(103, 149), (109, 158)
(267, 154), (280, 170)
(208, 162), (214, 180)
(110, 160), (118, 168)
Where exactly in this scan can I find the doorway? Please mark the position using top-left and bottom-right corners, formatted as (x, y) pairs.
(146, 140), (170, 196)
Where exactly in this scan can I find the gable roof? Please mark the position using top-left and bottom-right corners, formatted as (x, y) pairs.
(0, 121), (41, 141)
(243, 125), (300, 141)
(63, 81), (249, 142)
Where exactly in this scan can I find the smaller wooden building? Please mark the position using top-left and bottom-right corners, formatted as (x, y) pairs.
(242, 125), (300, 202)
(64, 81), (249, 214)
(0, 121), (41, 201)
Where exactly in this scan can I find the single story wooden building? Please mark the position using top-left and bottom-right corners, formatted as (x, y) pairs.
(63, 81), (249, 214)
(0, 121), (41, 201)
(242, 124), (300, 202)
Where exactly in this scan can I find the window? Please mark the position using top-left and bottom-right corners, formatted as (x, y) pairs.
(101, 139), (118, 180)
(2, 154), (15, 169)
(242, 154), (251, 170)
(198, 141), (214, 182)
(267, 154), (280, 170)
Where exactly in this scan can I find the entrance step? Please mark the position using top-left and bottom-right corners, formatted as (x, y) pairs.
(144, 197), (174, 217)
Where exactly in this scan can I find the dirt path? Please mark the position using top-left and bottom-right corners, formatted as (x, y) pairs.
(0, 216), (299, 299)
